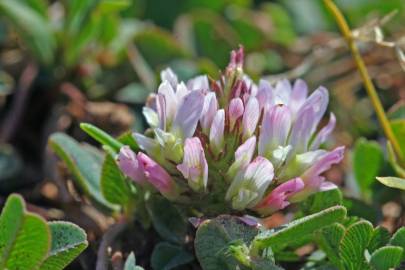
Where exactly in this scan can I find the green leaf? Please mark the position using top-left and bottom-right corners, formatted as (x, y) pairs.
(0, 0), (55, 64)
(124, 252), (144, 270)
(316, 223), (345, 268)
(367, 226), (390, 254)
(146, 196), (187, 244)
(116, 83), (151, 104)
(301, 189), (342, 215)
(250, 257), (285, 270)
(80, 123), (124, 153)
(134, 26), (188, 68)
(253, 206), (346, 251)
(389, 227), (405, 259)
(17, 0), (48, 17)
(151, 242), (194, 270)
(369, 246), (403, 270)
(195, 215), (259, 270)
(97, 0), (131, 13)
(262, 3), (296, 46)
(101, 153), (132, 206)
(386, 141), (405, 178)
(118, 131), (139, 152)
(0, 194), (50, 269)
(376, 176), (405, 190)
(343, 198), (379, 224)
(39, 222), (88, 270)
(48, 133), (117, 210)
(339, 221), (373, 270)
(391, 119), (405, 158)
(353, 138), (384, 194)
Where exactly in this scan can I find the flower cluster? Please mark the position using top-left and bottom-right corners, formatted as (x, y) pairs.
(118, 48), (344, 216)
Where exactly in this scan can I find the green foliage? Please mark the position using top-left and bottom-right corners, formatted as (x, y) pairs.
(301, 189), (343, 215)
(352, 138), (384, 194)
(39, 222), (88, 270)
(367, 226), (390, 253)
(194, 215), (259, 270)
(389, 227), (405, 258)
(376, 176), (405, 190)
(151, 242), (194, 270)
(0, 194), (87, 270)
(0, 0), (55, 63)
(339, 221), (373, 269)
(317, 223), (345, 269)
(316, 220), (404, 270)
(101, 152), (133, 207)
(48, 132), (117, 210)
(390, 119), (405, 159)
(80, 123), (124, 153)
(0, 194), (50, 269)
(146, 196), (188, 244)
(369, 246), (403, 270)
(134, 27), (188, 68)
(118, 131), (140, 152)
(253, 206), (346, 251)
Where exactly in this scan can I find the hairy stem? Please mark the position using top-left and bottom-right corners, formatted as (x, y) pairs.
(323, 0), (404, 164)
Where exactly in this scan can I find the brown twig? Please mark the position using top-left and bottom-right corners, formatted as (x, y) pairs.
(96, 223), (128, 270)
(0, 63), (38, 142)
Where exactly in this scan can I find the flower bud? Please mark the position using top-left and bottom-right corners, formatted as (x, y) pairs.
(228, 98), (244, 131)
(117, 146), (147, 184)
(137, 152), (179, 199)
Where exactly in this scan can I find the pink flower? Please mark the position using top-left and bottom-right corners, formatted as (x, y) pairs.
(177, 137), (208, 191)
(118, 146), (147, 184)
(255, 178), (305, 215)
(137, 153), (179, 199)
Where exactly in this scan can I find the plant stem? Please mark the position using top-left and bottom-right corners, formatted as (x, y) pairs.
(323, 0), (404, 164)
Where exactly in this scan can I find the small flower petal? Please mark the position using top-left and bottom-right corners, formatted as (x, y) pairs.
(255, 177), (305, 214)
(258, 104), (292, 158)
(226, 156), (274, 210)
(310, 113), (336, 150)
(200, 92), (218, 134)
(117, 146), (147, 184)
(143, 107), (159, 128)
(256, 79), (274, 111)
(137, 152), (179, 199)
(209, 109), (225, 155)
(228, 97), (244, 131)
(177, 137), (208, 191)
(172, 91), (205, 140)
(158, 81), (178, 126)
(289, 79), (308, 117)
(242, 97), (260, 139)
(187, 75), (209, 91)
(273, 79), (291, 105)
(227, 136), (256, 179)
(160, 68), (178, 89)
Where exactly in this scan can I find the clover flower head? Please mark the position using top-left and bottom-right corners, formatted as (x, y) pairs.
(117, 47), (344, 216)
